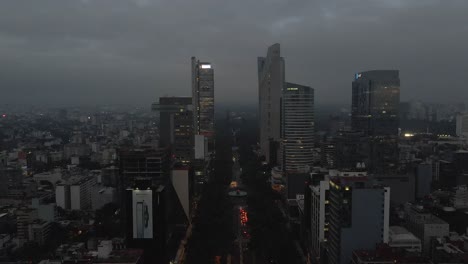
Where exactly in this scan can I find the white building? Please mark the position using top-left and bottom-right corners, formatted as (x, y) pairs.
(388, 226), (422, 252)
(97, 240), (113, 259)
(456, 113), (468, 138)
(55, 184), (70, 209)
(405, 205), (450, 253)
(70, 176), (95, 210)
(34, 170), (62, 187)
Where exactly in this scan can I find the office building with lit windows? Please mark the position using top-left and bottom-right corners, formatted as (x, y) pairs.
(152, 97), (193, 163)
(327, 171), (390, 264)
(281, 83), (314, 172)
(191, 57), (215, 155)
(352, 70), (400, 172)
(258, 43), (285, 164)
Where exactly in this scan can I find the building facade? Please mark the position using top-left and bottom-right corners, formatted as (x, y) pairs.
(456, 113), (468, 138)
(191, 57), (215, 154)
(258, 43), (285, 163)
(281, 83), (314, 172)
(351, 70), (400, 172)
(152, 97), (193, 163)
(309, 172), (330, 261)
(327, 173), (390, 264)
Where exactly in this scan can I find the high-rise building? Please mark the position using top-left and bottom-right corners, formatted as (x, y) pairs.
(281, 83), (314, 172)
(352, 70), (400, 136)
(258, 43), (285, 163)
(152, 97), (193, 163)
(352, 70), (400, 172)
(191, 57), (215, 155)
(327, 171), (390, 264)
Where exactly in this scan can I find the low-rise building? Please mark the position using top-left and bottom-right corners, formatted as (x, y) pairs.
(28, 219), (51, 245)
(388, 226), (422, 252)
(405, 205), (450, 253)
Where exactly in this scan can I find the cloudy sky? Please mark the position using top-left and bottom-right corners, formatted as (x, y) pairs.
(0, 0), (467, 106)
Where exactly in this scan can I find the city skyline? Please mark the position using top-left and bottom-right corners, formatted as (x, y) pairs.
(1, 0), (468, 106)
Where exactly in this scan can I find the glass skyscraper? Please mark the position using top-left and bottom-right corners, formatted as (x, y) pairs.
(191, 57), (215, 153)
(281, 83), (314, 172)
(351, 70), (400, 172)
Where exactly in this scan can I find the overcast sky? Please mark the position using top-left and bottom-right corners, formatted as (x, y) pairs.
(0, 0), (467, 107)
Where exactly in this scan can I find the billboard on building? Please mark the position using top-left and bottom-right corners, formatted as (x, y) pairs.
(132, 190), (153, 239)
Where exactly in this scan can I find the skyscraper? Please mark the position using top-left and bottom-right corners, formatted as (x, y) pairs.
(258, 43), (285, 163)
(281, 83), (314, 172)
(352, 70), (400, 136)
(191, 57), (215, 155)
(352, 70), (400, 172)
(152, 97), (193, 163)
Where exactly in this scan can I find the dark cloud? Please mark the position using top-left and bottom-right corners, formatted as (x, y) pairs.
(0, 0), (467, 106)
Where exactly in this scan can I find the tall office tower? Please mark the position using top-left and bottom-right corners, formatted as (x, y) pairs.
(352, 70), (400, 136)
(456, 113), (468, 137)
(281, 83), (315, 172)
(258, 43), (285, 164)
(152, 97), (193, 163)
(327, 171), (390, 264)
(191, 57), (215, 155)
(352, 70), (400, 172)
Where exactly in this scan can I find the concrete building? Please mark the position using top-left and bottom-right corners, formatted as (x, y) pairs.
(281, 83), (314, 172)
(171, 167), (192, 220)
(191, 57), (215, 154)
(388, 226), (422, 252)
(64, 143), (91, 159)
(70, 176), (95, 210)
(56, 184), (70, 209)
(152, 97), (193, 163)
(258, 43), (285, 163)
(309, 171), (330, 261)
(28, 219), (51, 246)
(16, 207), (38, 245)
(451, 185), (468, 209)
(327, 172), (390, 264)
(352, 70), (400, 173)
(405, 205), (450, 253)
(31, 197), (56, 222)
(417, 162), (433, 198)
(456, 113), (468, 138)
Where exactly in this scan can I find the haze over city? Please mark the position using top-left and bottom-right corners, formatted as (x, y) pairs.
(1, 0), (467, 106)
